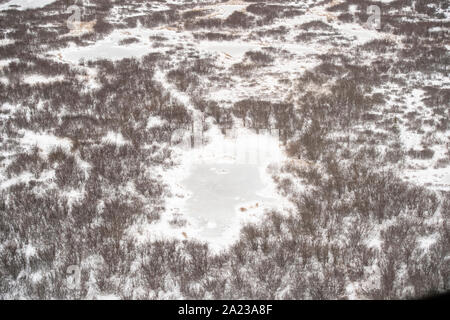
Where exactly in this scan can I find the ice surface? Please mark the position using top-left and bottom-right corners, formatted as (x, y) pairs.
(182, 162), (276, 241)
(0, 0), (56, 11)
(53, 29), (159, 63)
(22, 74), (63, 85)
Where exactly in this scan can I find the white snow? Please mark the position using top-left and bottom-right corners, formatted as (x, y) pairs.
(101, 131), (129, 146)
(0, 0), (56, 11)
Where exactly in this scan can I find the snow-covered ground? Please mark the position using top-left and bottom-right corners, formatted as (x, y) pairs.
(12, 0), (450, 250)
(51, 28), (164, 63)
(0, 0), (56, 11)
(22, 74), (64, 85)
(163, 127), (288, 251)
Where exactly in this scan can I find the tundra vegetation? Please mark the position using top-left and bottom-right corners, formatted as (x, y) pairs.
(0, 0), (448, 299)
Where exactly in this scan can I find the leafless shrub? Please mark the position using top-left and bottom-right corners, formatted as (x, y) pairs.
(256, 26), (288, 38)
(0, 241), (26, 280)
(434, 156), (450, 169)
(6, 146), (47, 179)
(376, 254), (398, 299)
(240, 224), (261, 252)
(384, 144), (405, 164)
(185, 241), (210, 280)
(299, 118), (329, 161)
(361, 39), (396, 53)
(295, 31), (323, 42)
(308, 267), (346, 299)
(141, 245), (167, 290)
(231, 62), (258, 77)
(1, 0), (448, 300)
(288, 267), (307, 299)
(407, 249), (445, 298)
(337, 12), (353, 23)
(126, 9), (179, 28)
(190, 58), (215, 75)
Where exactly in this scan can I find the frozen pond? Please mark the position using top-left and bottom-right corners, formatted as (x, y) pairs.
(198, 41), (260, 59)
(169, 128), (286, 246)
(51, 28), (169, 63)
(182, 162), (276, 241)
(0, 0), (56, 11)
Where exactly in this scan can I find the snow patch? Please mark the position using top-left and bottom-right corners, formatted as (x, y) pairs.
(164, 127), (288, 251)
(101, 131), (129, 146)
(22, 74), (64, 85)
(0, 0), (56, 11)
(51, 28), (159, 63)
(20, 130), (73, 156)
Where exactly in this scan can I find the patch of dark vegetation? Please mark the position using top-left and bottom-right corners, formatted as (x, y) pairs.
(299, 20), (334, 31)
(408, 147), (435, 160)
(245, 50), (274, 65)
(0, 0), (448, 300)
(434, 155), (450, 169)
(118, 37), (140, 45)
(224, 11), (255, 29)
(185, 18), (222, 30)
(182, 9), (210, 20)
